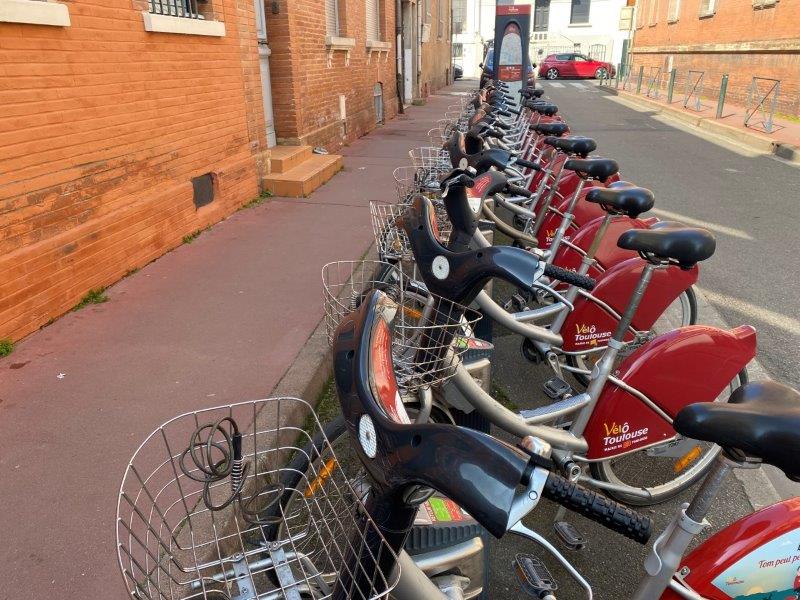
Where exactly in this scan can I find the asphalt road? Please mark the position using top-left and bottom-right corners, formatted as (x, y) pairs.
(538, 80), (800, 394)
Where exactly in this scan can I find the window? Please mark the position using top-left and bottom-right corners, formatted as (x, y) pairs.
(325, 0), (339, 36)
(555, 53), (572, 61)
(569, 0), (590, 24)
(453, 42), (463, 58)
(366, 0), (380, 41)
(667, 0), (680, 21)
(752, 0), (775, 8)
(437, 0), (443, 38)
(698, 0), (716, 16)
(150, 0), (207, 19)
(534, 0), (550, 32)
(648, 0), (658, 24)
(636, 0), (647, 27)
(453, 0), (466, 34)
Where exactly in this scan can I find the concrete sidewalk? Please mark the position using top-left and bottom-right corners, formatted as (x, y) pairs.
(0, 85), (464, 599)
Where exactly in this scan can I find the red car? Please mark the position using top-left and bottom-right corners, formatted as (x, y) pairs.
(538, 53), (615, 80)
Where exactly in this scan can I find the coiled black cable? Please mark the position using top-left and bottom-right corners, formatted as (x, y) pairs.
(179, 417), (284, 525)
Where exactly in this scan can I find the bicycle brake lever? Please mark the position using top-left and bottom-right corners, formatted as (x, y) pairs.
(532, 280), (574, 312)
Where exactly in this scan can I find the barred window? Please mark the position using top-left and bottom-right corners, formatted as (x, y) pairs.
(366, 0), (380, 41)
(326, 0), (339, 36)
(149, 0), (207, 19)
(453, 0), (466, 34)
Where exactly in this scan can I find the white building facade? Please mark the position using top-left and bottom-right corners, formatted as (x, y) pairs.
(453, 0), (634, 78)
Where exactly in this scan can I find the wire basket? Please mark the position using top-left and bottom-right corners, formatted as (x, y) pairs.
(393, 165), (440, 203)
(117, 397), (399, 600)
(322, 261), (481, 391)
(408, 146), (451, 179)
(321, 260), (405, 346)
(369, 201), (452, 262)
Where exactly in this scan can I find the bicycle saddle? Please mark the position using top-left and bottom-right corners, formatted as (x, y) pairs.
(533, 122), (569, 136)
(530, 103), (558, 116)
(543, 135), (596, 157)
(585, 186), (654, 219)
(563, 157), (619, 181)
(617, 226), (715, 269)
(674, 381), (800, 482)
(527, 88), (546, 98)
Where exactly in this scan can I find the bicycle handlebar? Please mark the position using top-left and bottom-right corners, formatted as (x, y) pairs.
(506, 182), (533, 198)
(543, 264), (596, 291)
(542, 472), (652, 544)
(515, 158), (542, 172)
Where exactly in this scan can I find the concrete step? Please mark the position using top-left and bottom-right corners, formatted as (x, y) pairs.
(269, 145), (313, 174)
(262, 154), (343, 198)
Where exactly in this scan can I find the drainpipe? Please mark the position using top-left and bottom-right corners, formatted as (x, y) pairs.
(396, 0), (405, 113)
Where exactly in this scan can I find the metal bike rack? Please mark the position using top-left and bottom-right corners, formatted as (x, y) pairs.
(619, 63), (633, 91)
(645, 66), (663, 100)
(745, 76), (781, 133)
(682, 70), (705, 111)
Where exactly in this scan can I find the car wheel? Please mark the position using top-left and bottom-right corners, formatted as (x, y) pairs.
(595, 67), (609, 80)
(546, 68), (559, 80)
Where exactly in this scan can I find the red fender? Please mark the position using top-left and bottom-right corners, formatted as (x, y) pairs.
(661, 498), (800, 599)
(584, 325), (757, 460)
(561, 257), (699, 352)
(553, 215), (652, 273)
(534, 185), (611, 248)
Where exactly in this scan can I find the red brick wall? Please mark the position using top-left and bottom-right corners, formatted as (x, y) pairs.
(266, 0), (399, 150)
(632, 0), (800, 115)
(420, 0), (452, 98)
(0, 0), (267, 341)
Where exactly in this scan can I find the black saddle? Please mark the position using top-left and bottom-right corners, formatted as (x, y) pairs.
(534, 122), (569, 136)
(543, 136), (596, 157)
(563, 157), (619, 182)
(531, 104), (558, 116)
(522, 87), (545, 99)
(675, 381), (800, 482)
(585, 186), (654, 218)
(617, 226), (715, 268)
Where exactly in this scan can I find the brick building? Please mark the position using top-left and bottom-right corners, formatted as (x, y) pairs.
(631, 0), (800, 116)
(0, 0), (414, 343)
(0, 0), (268, 342)
(270, 0), (398, 149)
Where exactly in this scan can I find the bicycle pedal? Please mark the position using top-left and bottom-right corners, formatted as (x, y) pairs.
(554, 520), (587, 551)
(514, 553), (558, 598)
(543, 377), (574, 400)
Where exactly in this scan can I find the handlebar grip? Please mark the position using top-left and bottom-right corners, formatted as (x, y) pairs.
(542, 473), (652, 545)
(507, 183), (533, 198)
(542, 264), (596, 291)
(488, 128), (505, 140)
(515, 158), (542, 172)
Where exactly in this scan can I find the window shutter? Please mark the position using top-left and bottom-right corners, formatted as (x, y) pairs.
(636, 0), (647, 27)
(326, 0), (339, 36)
(366, 0), (380, 40)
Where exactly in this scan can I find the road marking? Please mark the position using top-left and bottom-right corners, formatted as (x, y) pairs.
(548, 82), (565, 88)
(648, 207), (754, 240)
(568, 82), (586, 88)
(697, 286), (800, 335)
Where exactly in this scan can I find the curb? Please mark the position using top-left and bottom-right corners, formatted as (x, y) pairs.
(599, 87), (800, 166)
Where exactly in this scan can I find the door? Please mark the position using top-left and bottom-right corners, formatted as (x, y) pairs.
(556, 53), (577, 77)
(254, 0), (277, 147)
(573, 54), (593, 77)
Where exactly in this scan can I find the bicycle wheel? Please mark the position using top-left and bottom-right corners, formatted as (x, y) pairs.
(589, 367), (748, 505)
(567, 287), (698, 387)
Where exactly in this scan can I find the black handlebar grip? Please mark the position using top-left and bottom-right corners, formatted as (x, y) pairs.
(514, 158), (542, 172)
(543, 264), (596, 291)
(506, 183), (533, 198)
(542, 473), (652, 545)
(488, 128), (505, 140)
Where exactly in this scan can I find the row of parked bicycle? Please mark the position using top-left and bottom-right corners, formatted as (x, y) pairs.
(115, 80), (800, 600)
